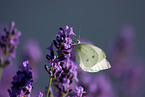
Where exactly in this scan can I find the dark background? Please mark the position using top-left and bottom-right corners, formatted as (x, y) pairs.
(0, 0), (145, 95)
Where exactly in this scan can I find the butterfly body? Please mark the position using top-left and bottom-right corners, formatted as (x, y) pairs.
(75, 43), (111, 72)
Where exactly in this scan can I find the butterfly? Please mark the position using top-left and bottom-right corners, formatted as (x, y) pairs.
(75, 40), (111, 72)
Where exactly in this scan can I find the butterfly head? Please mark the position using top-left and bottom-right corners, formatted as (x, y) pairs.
(76, 40), (80, 44)
(71, 39), (80, 46)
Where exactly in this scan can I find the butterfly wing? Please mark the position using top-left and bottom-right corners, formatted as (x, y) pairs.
(75, 43), (111, 72)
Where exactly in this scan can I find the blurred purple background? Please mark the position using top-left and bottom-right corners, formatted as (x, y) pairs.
(0, 0), (145, 97)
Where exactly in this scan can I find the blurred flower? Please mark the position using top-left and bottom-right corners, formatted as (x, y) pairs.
(0, 21), (21, 67)
(78, 71), (116, 97)
(22, 38), (42, 81)
(8, 61), (33, 97)
(121, 57), (145, 97)
(120, 25), (135, 41)
(0, 63), (16, 97)
(108, 25), (145, 97)
(22, 39), (42, 64)
(109, 25), (135, 77)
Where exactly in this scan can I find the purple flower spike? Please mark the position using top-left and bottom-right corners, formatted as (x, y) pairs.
(45, 26), (84, 96)
(8, 61), (33, 97)
(38, 92), (43, 97)
(46, 42), (55, 61)
(75, 86), (86, 97)
(23, 61), (29, 67)
(65, 25), (69, 30)
(0, 21), (21, 67)
(45, 62), (63, 79)
(69, 27), (76, 37)
(55, 26), (75, 60)
(51, 58), (79, 96)
(46, 25), (76, 64)
(47, 42), (53, 51)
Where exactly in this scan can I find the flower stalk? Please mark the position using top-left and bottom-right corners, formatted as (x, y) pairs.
(46, 64), (54, 97)
(0, 68), (3, 82)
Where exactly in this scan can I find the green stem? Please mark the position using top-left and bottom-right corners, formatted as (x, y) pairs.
(0, 55), (6, 82)
(62, 93), (66, 97)
(0, 68), (3, 82)
(46, 64), (55, 97)
(62, 95), (65, 97)
(46, 46), (61, 97)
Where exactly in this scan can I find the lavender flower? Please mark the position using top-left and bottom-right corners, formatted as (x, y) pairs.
(0, 21), (21, 67)
(53, 58), (79, 96)
(74, 86), (86, 97)
(8, 61), (33, 97)
(38, 92), (43, 97)
(52, 26), (76, 61)
(45, 26), (76, 79)
(45, 26), (84, 97)
(45, 62), (63, 79)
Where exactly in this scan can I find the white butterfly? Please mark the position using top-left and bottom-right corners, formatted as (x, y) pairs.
(75, 41), (111, 72)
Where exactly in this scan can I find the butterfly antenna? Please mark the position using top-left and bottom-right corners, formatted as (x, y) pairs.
(79, 25), (81, 40)
(72, 25), (82, 45)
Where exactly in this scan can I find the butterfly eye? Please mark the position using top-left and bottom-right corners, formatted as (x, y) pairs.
(76, 40), (80, 44)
